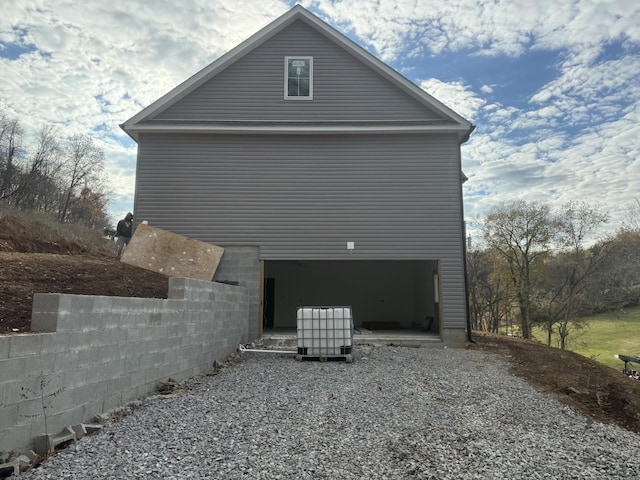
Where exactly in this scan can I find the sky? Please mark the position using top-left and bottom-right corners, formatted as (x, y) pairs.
(1, 0), (639, 243)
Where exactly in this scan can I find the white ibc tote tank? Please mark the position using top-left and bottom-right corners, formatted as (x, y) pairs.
(296, 306), (353, 357)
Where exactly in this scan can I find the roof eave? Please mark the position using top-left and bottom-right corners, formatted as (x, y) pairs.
(124, 123), (471, 138)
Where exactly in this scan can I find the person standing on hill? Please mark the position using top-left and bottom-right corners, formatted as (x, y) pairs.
(116, 212), (133, 256)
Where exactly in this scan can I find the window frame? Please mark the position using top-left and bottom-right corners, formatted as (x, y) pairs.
(284, 56), (313, 100)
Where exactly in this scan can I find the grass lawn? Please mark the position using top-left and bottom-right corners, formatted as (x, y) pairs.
(532, 306), (640, 371)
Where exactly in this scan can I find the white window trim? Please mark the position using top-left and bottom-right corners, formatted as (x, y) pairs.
(284, 56), (313, 100)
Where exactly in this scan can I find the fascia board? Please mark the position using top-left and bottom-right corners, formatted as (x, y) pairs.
(125, 123), (470, 136)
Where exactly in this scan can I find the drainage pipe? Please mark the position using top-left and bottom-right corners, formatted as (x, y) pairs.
(238, 344), (297, 355)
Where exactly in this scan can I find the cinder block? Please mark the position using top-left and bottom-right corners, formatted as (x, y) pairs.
(17, 398), (43, 425)
(76, 348), (100, 368)
(69, 384), (97, 409)
(110, 297), (134, 313)
(0, 423), (32, 454)
(34, 426), (76, 455)
(0, 338), (10, 360)
(0, 454), (33, 477)
(31, 311), (59, 332)
(32, 293), (62, 314)
(125, 327), (146, 344)
(39, 333), (68, 355)
(102, 392), (122, 412)
(0, 462), (17, 478)
(71, 399), (103, 425)
(71, 423), (87, 439)
(0, 405), (18, 435)
(58, 313), (85, 332)
(134, 383), (154, 399)
(83, 423), (103, 434)
(145, 298), (163, 313)
(58, 368), (87, 389)
(101, 311), (121, 329)
(144, 366), (162, 384)
(25, 350), (60, 375)
(70, 295), (96, 313)
(9, 334), (43, 358)
(92, 296), (113, 314)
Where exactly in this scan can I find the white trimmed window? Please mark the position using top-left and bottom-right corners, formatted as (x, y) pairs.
(284, 56), (313, 100)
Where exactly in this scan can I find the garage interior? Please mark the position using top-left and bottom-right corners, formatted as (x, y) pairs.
(262, 260), (441, 333)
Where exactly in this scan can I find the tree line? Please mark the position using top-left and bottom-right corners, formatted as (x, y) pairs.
(468, 200), (640, 349)
(0, 109), (110, 228)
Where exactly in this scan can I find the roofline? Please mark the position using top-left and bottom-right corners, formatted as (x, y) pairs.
(121, 123), (472, 140)
(122, 5), (473, 133)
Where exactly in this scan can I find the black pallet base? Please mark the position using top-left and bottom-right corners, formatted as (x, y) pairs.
(296, 354), (353, 363)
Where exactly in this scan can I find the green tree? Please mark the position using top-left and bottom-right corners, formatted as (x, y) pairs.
(482, 201), (552, 339)
(551, 202), (609, 349)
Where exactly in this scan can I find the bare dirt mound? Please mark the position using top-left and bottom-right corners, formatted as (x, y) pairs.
(0, 215), (169, 333)
(0, 215), (90, 254)
(472, 332), (640, 434)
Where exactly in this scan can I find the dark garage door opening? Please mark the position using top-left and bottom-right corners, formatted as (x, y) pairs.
(263, 260), (440, 332)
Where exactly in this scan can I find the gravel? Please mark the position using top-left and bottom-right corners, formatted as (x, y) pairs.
(18, 345), (640, 479)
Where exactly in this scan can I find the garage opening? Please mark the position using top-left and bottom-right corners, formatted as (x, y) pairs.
(263, 260), (440, 333)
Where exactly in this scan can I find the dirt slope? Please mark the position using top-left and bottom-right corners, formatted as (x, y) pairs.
(0, 215), (168, 333)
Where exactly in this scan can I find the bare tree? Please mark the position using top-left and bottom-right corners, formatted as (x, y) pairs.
(467, 248), (512, 333)
(58, 134), (105, 223)
(0, 113), (24, 200)
(482, 201), (553, 339)
(13, 125), (63, 211)
(622, 198), (640, 232)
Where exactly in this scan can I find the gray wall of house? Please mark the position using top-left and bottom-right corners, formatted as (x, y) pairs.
(155, 20), (443, 123)
(0, 278), (250, 456)
(133, 132), (467, 331)
(264, 260), (438, 330)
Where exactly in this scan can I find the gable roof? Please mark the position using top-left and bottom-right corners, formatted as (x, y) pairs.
(121, 5), (474, 142)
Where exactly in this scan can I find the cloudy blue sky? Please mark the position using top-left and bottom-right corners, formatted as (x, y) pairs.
(2, 0), (639, 241)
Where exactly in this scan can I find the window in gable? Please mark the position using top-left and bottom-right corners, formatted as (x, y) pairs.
(285, 56), (313, 100)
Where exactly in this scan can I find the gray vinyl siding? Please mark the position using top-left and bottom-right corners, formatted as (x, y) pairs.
(154, 20), (444, 123)
(133, 132), (467, 328)
(134, 133), (462, 258)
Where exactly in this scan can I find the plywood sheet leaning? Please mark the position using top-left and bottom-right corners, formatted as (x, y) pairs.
(120, 224), (224, 280)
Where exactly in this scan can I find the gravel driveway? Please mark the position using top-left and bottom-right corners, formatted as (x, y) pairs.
(18, 345), (640, 479)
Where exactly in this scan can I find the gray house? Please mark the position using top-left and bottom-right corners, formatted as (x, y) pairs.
(121, 5), (474, 347)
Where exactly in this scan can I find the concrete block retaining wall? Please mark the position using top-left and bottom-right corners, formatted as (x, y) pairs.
(0, 277), (250, 456)
(213, 246), (261, 341)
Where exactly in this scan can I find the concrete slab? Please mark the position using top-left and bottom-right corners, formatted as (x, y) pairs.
(261, 328), (441, 349)
(121, 224), (224, 281)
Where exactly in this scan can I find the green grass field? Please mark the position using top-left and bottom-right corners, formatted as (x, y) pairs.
(532, 306), (640, 371)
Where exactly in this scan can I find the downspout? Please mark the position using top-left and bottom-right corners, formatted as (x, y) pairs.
(459, 126), (476, 344)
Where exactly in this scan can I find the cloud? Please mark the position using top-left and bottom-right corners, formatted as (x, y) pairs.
(419, 78), (485, 122)
(307, 0), (640, 60)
